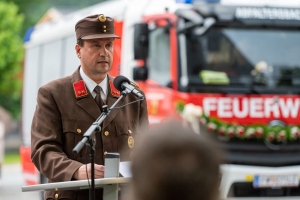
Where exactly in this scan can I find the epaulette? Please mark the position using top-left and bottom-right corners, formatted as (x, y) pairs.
(130, 80), (141, 90)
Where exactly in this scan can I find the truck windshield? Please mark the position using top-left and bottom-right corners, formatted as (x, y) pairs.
(186, 28), (300, 87)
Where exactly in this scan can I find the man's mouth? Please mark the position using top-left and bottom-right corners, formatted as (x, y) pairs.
(97, 61), (108, 64)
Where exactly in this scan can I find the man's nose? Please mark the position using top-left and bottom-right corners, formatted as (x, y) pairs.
(99, 47), (108, 56)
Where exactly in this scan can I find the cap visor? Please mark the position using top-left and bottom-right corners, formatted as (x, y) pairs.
(81, 34), (120, 39)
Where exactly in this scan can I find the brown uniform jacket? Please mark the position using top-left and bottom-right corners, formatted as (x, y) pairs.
(31, 67), (149, 200)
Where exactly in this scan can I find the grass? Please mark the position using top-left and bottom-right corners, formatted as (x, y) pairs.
(3, 152), (21, 164)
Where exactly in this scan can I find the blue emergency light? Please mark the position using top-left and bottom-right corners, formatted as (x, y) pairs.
(176, 0), (220, 3)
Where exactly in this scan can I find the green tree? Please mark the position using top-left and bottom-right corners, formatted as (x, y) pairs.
(5, 0), (107, 37)
(3, 0), (46, 37)
(0, 2), (24, 118)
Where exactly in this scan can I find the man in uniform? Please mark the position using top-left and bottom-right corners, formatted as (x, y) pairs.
(31, 14), (148, 200)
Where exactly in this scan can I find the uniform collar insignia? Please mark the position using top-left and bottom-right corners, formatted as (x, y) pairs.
(109, 80), (120, 97)
(73, 80), (88, 98)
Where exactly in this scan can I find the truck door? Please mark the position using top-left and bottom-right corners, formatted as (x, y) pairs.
(133, 14), (180, 124)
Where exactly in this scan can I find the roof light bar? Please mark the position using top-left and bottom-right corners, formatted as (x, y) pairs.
(176, 0), (220, 3)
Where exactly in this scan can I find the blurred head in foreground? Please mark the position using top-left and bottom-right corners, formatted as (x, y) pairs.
(129, 119), (222, 200)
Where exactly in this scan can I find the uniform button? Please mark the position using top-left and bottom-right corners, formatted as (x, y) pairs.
(128, 136), (134, 148)
(104, 151), (107, 156)
(128, 130), (132, 134)
(104, 131), (109, 136)
(77, 129), (81, 134)
(55, 193), (58, 199)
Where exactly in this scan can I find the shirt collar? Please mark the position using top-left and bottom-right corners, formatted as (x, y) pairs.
(79, 67), (108, 96)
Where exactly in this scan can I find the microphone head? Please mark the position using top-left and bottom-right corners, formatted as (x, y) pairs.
(113, 75), (130, 91)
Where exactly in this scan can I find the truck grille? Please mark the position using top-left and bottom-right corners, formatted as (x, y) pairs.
(231, 182), (300, 197)
(219, 139), (300, 167)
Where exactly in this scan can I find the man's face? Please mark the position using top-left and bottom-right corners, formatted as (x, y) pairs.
(76, 38), (114, 82)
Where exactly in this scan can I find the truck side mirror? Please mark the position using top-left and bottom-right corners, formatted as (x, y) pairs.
(133, 66), (148, 81)
(134, 23), (149, 60)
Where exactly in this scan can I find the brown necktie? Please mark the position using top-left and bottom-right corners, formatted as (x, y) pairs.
(94, 85), (103, 110)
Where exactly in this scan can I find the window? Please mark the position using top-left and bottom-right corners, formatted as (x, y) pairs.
(147, 27), (171, 86)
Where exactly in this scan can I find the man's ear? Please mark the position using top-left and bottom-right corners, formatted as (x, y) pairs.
(75, 44), (81, 58)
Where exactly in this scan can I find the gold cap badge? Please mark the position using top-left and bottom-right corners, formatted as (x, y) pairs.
(98, 14), (106, 22)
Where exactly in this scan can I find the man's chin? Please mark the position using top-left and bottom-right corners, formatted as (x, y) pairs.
(95, 67), (110, 75)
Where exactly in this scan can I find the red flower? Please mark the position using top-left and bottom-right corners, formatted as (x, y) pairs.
(277, 130), (286, 141)
(218, 127), (225, 136)
(267, 132), (275, 141)
(207, 122), (216, 131)
(227, 127), (235, 138)
(236, 126), (245, 137)
(255, 127), (264, 137)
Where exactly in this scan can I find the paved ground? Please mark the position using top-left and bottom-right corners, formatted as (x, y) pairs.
(0, 163), (40, 200)
(0, 127), (40, 200)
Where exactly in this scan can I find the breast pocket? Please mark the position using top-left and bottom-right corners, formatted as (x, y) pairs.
(115, 121), (137, 161)
(62, 120), (91, 160)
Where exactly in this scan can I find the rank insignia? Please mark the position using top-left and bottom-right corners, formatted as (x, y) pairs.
(73, 80), (88, 98)
(109, 80), (120, 97)
(128, 136), (134, 148)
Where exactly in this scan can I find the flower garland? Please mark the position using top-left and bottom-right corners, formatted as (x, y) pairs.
(176, 101), (300, 142)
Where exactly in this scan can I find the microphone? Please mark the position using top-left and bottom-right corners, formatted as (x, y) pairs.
(113, 76), (144, 99)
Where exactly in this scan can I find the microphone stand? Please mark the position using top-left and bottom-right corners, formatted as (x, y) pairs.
(72, 91), (127, 200)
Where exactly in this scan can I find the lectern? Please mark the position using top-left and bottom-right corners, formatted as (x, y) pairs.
(22, 153), (130, 200)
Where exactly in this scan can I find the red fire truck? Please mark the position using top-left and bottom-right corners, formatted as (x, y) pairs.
(21, 0), (300, 198)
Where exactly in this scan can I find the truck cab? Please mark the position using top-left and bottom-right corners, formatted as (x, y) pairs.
(133, 0), (300, 198)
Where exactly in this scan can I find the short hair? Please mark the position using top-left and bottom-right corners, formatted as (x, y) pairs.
(77, 38), (84, 47)
(130, 119), (222, 200)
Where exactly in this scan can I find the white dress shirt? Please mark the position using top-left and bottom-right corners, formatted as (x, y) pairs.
(79, 67), (108, 101)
